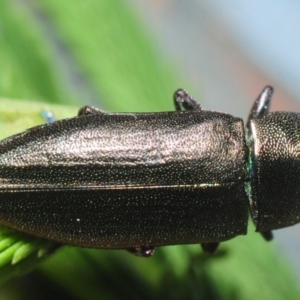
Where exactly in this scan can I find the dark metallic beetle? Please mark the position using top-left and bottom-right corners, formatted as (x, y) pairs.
(0, 86), (299, 256)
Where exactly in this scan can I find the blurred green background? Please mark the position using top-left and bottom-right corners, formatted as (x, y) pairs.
(0, 1), (299, 299)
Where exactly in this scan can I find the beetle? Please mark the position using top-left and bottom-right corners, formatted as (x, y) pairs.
(0, 86), (299, 257)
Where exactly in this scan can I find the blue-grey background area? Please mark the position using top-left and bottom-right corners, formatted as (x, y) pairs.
(127, 0), (300, 279)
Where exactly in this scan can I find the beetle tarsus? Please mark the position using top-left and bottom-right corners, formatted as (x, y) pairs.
(78, 106), (105, 116)
(173, 89), (202, 111)
(246, 86), (273, 131)
(200, 242), (219, 254)
(126, 246), (155, 257)
(260, 231), (273, 241)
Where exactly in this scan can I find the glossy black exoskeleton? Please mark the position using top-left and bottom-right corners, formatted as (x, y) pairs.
(0, 86), (299, 257)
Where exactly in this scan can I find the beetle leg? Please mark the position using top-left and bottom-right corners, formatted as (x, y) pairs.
(78, 106), (105, 116)
(246, 86), (273, 131)
(173, 89), (202, 111)
(260, 231), (273, 241)
(126, 246), (155, 257)
(200, 242), (219, 254)
(41, 110), (56, 123)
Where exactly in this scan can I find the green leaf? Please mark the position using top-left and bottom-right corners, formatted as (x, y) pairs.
(0, 1), (76, 104)
(34, 0), (184, 111)
(0, 227), (56, 284)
